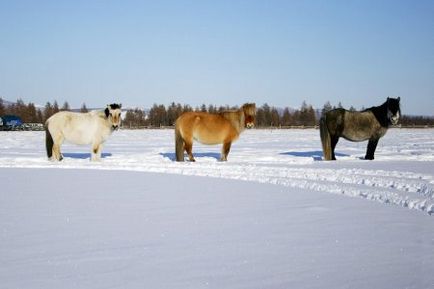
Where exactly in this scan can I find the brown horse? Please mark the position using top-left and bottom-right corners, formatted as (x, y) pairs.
(175, 103), (256, 161)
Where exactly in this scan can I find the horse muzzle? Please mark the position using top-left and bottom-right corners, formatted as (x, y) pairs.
(112, 125), (120, 130)
(246, 122), (255, 129)
(390, 117), (399, 125)
(390, 113), (400, 125)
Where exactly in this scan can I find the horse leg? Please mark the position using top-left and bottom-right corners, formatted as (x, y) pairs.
(175, 126), (185, 161)
(330, 135), (339, 160)
(91, 143), (103, 161)
(52, 144), (63, 161)
(184, 140), (195, 162)
(52, 135), (64, 161)
(365, 139), (379, 160)
(221, 141), (232, 161)
(320, 117), (332, 160)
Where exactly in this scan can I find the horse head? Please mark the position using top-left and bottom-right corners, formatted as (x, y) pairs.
(105, 103), (122, 130)
(386, 97), (401, 125)
(242, 103), (256, 129)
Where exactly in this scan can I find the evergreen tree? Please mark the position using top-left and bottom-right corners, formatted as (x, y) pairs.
(123, 109), (135, 128)
(261, 103), (271, 126)
(200, 104), (207, 112)
(321, 101), (333, 115)
(52, 101), (60, 114)
(80, 103), (88, 113)
(43, 102), (54, 121)
(299, 101), (316, 126)
(255, 107), (266, 127)
(148, 104), (168, 126)
(281, 107), (292, 126)
(61, 101), (70, 111)
(167, 102), (178, 126)
(299, 101), (309, 125)
(36, 109), (44, 123)
(183, 104), (192, 113)
(218, 105), (230, 113)
(26, 103), (38, 122)
(11, 99), (27, 121)
(0, 98), (5, 116)
(208, 104), (216, 113)
(307, 105), (316, 126)
(270, 108), (280, 127)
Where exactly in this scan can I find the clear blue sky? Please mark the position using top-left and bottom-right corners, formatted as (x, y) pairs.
(0, 0), (433, 115)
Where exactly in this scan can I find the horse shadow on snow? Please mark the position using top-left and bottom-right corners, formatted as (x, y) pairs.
(62, 152), (113, 159)
(160, 152), (221, 161)
(280, 151), (349, 161)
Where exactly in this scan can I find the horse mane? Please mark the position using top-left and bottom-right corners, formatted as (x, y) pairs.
(363, 97), (401, 128)
(109, 103), (122, 109)
(362, 99), (391, 128)
(218, 103), (256, 133)
(219, 109), (244, 133)
(104, 103), (122, 118)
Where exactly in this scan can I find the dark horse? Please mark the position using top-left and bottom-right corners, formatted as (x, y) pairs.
(320, 97), (401, 160)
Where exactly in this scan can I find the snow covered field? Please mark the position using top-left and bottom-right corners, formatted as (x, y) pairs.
(1, 128), (434, 288)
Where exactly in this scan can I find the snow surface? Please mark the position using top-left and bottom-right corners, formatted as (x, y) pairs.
(1, 128), (434, 288)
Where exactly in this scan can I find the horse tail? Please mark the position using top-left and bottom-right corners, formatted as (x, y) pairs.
(45, 124), (53, 159)
(175, 122), (185, 161)
(320, 115), (332, 160)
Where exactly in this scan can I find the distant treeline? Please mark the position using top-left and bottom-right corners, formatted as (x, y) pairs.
(123, 101), (434, 128)
(1, 98), (433, 128)
(0, 98), (88, 123)
(124, 102), (318, 128)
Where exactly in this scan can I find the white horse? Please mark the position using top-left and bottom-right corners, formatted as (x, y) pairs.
(45, 104), (122, 161)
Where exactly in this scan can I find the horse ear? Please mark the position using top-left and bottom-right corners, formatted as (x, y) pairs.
(119, 103), (122, 109)
(104, 107), (110, 117)
(397, 97), (400, 102)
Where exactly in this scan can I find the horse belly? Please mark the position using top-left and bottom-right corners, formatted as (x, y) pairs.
(63, 129), (93, 145)
(193, 130), (224, 145)
(193, 125), (236, 145)
(341, 112), (380, 141)
(342, 128), (370, 142)
(63, 122), (98, 145)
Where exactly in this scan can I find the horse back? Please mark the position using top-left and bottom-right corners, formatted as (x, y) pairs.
(176, 112), (239, 145)
(325, 109), (386, 142)
(47, 111), (109, 144)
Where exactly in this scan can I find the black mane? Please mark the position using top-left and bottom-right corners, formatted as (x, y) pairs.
(363, 97), (400, 128)
(105, 103), (122, 117)
(364, 102), (389, 127)
(108, 103), (122, 110)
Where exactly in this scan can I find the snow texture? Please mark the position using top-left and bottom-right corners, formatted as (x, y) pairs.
(1, 128), (434, 289)
(1, 129), (433, 214)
